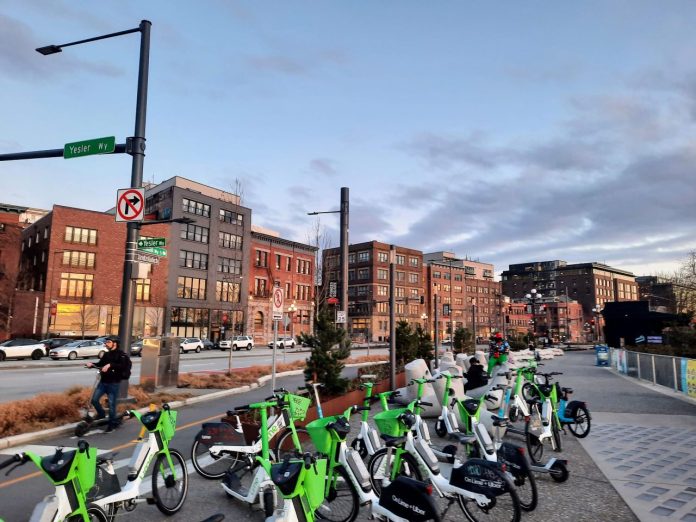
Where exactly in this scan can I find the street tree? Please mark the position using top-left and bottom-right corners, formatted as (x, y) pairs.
(304, 309), (351, 395)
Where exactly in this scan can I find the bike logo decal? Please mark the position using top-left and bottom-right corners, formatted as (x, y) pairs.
(391, 495), (426, 515)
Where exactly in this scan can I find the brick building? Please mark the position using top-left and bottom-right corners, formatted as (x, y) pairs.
(249, 227), (317, 345)
(0, 204), (28, 340)
(501, 260), (638, 331)
(423, 252), (501, 342)
(15, 205), (169, 339)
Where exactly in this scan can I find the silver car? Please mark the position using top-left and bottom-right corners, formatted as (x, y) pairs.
(49, 340), (107, 360)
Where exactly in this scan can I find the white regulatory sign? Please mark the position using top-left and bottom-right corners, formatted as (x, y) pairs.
(336, 310), (346, 324)
(272, 287), (284, 321)
(116, 187), (145, 222)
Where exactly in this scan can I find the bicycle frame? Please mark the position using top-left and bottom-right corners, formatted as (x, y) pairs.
(207, 411), (286, 459)
(352, 381), (383, 457)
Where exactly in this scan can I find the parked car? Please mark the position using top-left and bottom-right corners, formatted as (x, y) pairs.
(39, 337), (73, 356)
(0, 338), (47, 361)
(49, 340), (107, 360)
(268, 337), (296, 349)
(220, 335), (254, 351)
(180, 337), (204, 353)
(130, 341), (143, 357)
(201, 338), (215, 350)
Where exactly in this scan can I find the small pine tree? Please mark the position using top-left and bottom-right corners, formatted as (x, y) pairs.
(304, 310), (351, 395)
(453, 327), (474, 354)
(395, 320), (418, 365)
(415, 325), (434, 362)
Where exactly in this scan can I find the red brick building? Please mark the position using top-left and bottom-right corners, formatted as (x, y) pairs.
(248, 227), (317, 344)
(0, 205), (27, 340)
(15, 205), (169, 339)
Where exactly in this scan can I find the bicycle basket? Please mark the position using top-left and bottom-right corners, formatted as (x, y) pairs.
(305, 416), (336, 454)
(286, 393), (311, 421)
(374, 408), (410, 437)
(158, 409), (177, 442)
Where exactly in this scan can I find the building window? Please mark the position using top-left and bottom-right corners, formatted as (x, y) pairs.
(396, 271), (405, 282)
(177, 276), (207, 300)
(297, 259), (311, 274)
(182, 197), (210, 217)
(44, 227), (50, 239)
(396, 254), (405, 265)
(254, 278), (268, 297)
(59, 273), (94, 298)
(135, 279), (151, 301)
(286, 282), (292, 298)
(255, 250), (268, 267)
(377, 269), (388, 280)
(358, 268), (370, 280)
(181, 224), (209, 244)
(454, 274), (462, 281)
(377, 302), (388, 313)
(64, 226), (97, 245)
(286, 257), (292, 271)
(378, 285), (388, 296)
(219, 208), (243, 225)
(348, 269), (355, 281)
(409, 257), (419, 267)
(216, 281), (240, 302)
(219, 231), (242, 249)
(408, 273), (419, 283)
(396, 287), (405, 297)
(276, 254), (282, 269)
(358, 251), (370, 262)
(348, 253), (356, 264)
(170, 307), (209, 338)
(377, 251), (388, 263)
(218, 257), (241, 274)
(179, 250), (208, 270)
(62, 251), (96, 269)
(410, 288), (419, 299)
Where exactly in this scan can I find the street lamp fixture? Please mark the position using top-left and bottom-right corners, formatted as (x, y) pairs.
(525, 288), (542, 345)
(592, 305), (603, 343)
(288, 302), (297, 338)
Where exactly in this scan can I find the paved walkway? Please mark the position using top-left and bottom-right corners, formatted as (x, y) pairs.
(544, 351), (696, 521)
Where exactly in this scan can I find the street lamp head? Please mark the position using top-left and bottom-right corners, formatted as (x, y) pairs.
(525, 293), (531, 300)
(530, 288), (537, 295)
(36, 45), (62, 55)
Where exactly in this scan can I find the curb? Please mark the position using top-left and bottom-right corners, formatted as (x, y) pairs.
(0, 360), (387, 450)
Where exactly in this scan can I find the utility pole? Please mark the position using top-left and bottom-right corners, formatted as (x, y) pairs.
(389, 245), (396, 390)
(340, 187), (349, 330)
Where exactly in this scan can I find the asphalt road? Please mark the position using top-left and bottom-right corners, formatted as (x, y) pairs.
(0, 346), (388, 404)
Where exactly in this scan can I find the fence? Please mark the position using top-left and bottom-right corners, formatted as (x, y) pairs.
(611, 348), (696, 398)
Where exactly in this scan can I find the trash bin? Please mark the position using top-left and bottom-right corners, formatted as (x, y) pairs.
(594, 344), (609, 366)
(140, 336), (181, 390)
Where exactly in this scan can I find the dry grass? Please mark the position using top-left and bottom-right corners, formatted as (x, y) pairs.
(0, 354), (387, 438)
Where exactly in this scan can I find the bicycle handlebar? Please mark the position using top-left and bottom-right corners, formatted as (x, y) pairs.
(417, 401), (433, 407)
(273, 388), (287, 394)
(0, 454), (22, 471)
(353, 406), (371, 413)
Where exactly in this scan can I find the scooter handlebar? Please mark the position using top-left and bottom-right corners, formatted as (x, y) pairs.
(0, 454), (22, 470)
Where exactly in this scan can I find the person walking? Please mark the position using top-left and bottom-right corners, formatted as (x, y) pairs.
(86, 336), (128, 432)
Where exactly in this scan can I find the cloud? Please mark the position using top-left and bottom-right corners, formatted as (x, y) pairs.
(244, 48), (347, 77)
(0, 15), (124, 82)
(308, 158), (337, 177)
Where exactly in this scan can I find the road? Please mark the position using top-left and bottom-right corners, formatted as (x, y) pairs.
(0, 346), (388, 404)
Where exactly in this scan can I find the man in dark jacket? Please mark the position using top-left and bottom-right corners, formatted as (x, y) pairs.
(464, 357), (489, 392)
(86, 336), (127, 431)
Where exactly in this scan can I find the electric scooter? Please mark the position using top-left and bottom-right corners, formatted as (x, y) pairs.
(74, 369), (120, 436)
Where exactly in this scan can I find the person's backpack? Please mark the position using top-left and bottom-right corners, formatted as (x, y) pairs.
(117, 351), (132, 380)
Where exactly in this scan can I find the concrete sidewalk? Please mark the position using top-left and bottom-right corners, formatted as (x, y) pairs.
(543, 351), (696, 521)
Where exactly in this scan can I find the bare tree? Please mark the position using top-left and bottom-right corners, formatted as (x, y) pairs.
(654, 251), (696, 314)
(77, 300), (99, 339)
(145, 307), (164, 336)
(306, 218), (334, 321)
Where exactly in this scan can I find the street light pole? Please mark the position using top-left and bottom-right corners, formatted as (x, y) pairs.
(36, 20), (152, 400)
(525, 288), (542, 346)
(389, 245), (396, 390)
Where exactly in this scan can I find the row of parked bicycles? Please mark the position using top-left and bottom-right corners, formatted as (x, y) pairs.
(0, 356), (590, 521)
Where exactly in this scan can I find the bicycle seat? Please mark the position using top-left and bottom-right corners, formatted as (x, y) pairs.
(380, 434), (406, 447)
(562, 387), (573, 394)
(448, 432), (477, 445)
(490, 415), (508, 427)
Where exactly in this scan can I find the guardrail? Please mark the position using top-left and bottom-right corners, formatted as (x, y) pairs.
(610, 347), (696, 399)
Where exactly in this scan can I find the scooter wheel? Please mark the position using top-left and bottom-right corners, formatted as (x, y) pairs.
(75, 421), (90, 437)
(435, 419), (447, 438)
(550, 460), (569, 483)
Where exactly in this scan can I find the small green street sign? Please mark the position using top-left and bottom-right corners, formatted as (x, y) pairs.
(138, 246), (167, 257)
(137, 237), (166, 248)
(64, 136), (116, 159)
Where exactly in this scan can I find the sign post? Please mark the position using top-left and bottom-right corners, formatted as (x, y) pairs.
(271, 285), (284, 391)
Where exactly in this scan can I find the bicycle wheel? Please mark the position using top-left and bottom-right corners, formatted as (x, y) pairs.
(568, 405), (591, 438)
(68, 504), (109, 522)
(521, 383), (538, 403)
(191, 433), (242, 479)
(458, 469), (521, 522)
(152, 449), (189, 515)
(315, 465), (360, 522)
(551, 417), (563, 452)
(274, 427), (316, 461)
(524, 422), (544, 464)
(368, 448), (422, 497)
(511, 469), (537, 512)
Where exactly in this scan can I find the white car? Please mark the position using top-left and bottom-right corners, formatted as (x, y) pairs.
(49, 340), (107, 360)
(180, 337), (204, 353)
(268, 337), (296, 349)
(0, 338), (47, 361)
(227, 335), (254, 351)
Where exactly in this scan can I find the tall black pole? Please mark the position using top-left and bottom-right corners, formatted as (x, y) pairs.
(389, 245), (396, 390)
(340, 187), (349, 329)
(434, 294), (439, 368)
(118, 20), (151, 396)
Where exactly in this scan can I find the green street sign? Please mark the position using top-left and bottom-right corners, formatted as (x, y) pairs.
(137, 237), (166, 248)
(138, 246), (167, 257)
(64, 137), (116, 159)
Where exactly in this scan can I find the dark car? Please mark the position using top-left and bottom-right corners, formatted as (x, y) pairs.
(39, 337), (73, 356)
(201, 338), (215, 350)
(130, 341), (143, 357)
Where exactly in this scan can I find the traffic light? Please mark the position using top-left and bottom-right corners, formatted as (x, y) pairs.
(420, 295), (425, 305)
(590, 319), (595, 325)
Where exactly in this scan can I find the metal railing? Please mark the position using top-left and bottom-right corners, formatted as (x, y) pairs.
(610, 348), (688, 395)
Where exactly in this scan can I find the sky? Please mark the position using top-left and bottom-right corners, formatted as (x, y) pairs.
(3, 1), (696, 278)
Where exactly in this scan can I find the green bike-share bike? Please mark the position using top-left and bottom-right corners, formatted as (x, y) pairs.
(0, 403), (188, 521)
